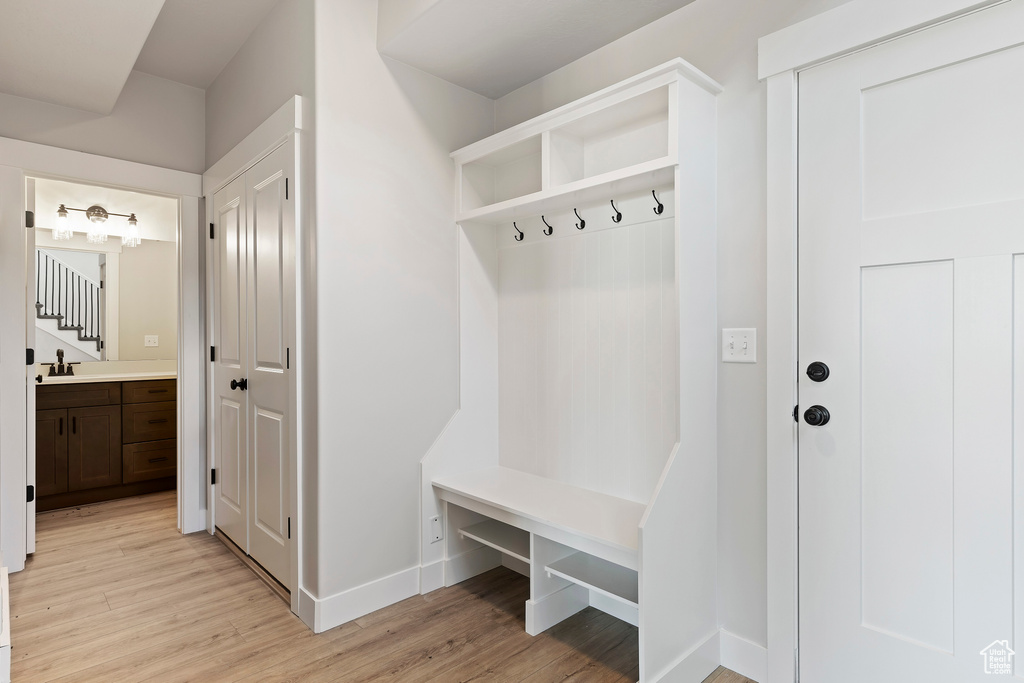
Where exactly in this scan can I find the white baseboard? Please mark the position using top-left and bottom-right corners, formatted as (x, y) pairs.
(647, 629), (720, 683)
(300, 566), (420, 633)
(525, 583), (588, 636)
(719, 629), (767, 683)
(445, 545), (501, 586)
(420, 560), (444, 594)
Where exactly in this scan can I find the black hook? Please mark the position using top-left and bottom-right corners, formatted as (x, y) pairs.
(513, 221), (524, 242)
(652, 190), (664, 215)
(541, 216), (553, 236)
(574, 208), (585, 230)
(610, 199), (622, 223)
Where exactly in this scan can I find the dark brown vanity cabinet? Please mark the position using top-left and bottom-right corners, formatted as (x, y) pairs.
(36, 380), (176, 511)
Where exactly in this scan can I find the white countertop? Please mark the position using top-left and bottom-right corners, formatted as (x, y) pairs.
(37, 371), (176, 385)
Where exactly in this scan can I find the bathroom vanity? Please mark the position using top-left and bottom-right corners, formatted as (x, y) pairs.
(35, 376), (176, 511)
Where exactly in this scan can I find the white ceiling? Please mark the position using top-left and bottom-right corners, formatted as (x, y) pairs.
(133, 0), (280, 89)
(34, 177), (178, 243)
(378, 0), (698, 99)
(0, 0), (164, 114)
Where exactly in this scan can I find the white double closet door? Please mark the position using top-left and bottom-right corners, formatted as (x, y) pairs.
(212, 142), (294, 589)
(798, 2), (1024, 680)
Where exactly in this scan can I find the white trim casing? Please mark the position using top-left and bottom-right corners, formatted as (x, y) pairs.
(759, 2), (1007, 682)
(757, 0), (1005, 79)
(0, 136), (203, 573)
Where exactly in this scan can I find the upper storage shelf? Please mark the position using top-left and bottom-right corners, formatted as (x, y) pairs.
(452, 59), (722, 224)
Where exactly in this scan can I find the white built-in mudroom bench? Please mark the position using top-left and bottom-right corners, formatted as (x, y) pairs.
(421, 59), (722, 683)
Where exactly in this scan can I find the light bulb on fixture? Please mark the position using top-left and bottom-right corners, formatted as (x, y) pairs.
(85, 204), (108, 243)
(123, 214), (141, 248)
(52, 204), (72, 241)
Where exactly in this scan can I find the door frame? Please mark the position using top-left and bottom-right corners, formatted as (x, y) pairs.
(202, 96), (308, 620)
(760, 1), (1008, 681)
(0, 136), (206, 574)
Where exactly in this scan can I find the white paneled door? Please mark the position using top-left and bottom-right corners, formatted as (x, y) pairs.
(798, 2), (1024, 681)
(211, 142), (294, 589)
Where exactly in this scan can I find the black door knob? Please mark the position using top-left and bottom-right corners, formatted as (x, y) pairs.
(804, 405), (830, 426)
(806, 361), (830, 382)
(230, 378), (248, 391)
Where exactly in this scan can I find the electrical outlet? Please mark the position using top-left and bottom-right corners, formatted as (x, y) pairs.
(145, 335), (159, 347)
(722, 328), (757, 363)
(430, 515), (443, 543)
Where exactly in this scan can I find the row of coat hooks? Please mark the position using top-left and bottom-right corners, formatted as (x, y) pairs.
(513, 190), (665, 242)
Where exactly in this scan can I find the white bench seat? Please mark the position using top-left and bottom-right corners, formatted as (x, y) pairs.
(433, 466), (645, 570)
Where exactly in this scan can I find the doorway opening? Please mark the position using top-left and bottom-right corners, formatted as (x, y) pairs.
(28, 175), (182, 539)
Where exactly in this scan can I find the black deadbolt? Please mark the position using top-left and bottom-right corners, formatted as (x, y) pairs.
(806, 361), (830, 382)
(804, 405), (830, 426)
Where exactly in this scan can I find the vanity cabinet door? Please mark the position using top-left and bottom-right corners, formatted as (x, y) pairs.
(67, 405), (122, 491)
(36, 409), (68, 497)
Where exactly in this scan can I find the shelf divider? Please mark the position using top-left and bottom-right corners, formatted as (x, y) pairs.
(459, 519), (531, 564)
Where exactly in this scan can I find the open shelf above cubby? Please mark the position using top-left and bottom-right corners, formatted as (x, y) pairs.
(457, 158), (675, 224)
(459, 519), (531, 564)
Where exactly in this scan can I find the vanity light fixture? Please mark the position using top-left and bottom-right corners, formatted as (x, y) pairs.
(55, 204), (142, 247)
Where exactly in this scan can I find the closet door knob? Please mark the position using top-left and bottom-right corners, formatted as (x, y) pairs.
(804, 405), (830, 426)
(230, 378), (247, 391)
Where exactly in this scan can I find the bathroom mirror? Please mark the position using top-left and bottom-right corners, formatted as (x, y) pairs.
(31, 177), (179, 367)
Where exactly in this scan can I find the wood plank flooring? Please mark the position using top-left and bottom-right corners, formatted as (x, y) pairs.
(9, 492), (754, 683)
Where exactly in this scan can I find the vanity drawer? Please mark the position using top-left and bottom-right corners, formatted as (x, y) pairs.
(122, 380), (176, 404)
(123, 439), (176, 483)
(122, 403), (176, 443)
(37, 383), (121, 410)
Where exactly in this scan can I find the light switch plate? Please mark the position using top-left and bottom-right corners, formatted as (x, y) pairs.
(144, 335), (159, 347)
(430, 515), (443, 543)
(722, 328), (757, 363)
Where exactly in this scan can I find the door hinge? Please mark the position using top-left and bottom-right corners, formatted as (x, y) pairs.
(26, 348), (34, 366)
(99, 281), (104, 289)
(25, 210), (34, 228)
(287, 517), (291, 539)
(27, 485), (34, 503)
(210, 346), (216, 362)
(286, 347), (290, 369)
(793, 404), (799, 422)
(209, 222), (215, 239)
(211, 468), (217, 485)
(285, 178), (289, 200)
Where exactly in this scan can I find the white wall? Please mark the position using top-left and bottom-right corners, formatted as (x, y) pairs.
(0, 71), (205, 174)
(205, 0), (315, 169)
(118, 239), (178, 361)
(492, 0), (849, 648)
(312, 0), (493, 603)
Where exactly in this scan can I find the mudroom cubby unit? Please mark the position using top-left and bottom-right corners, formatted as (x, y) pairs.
(423, 59), (721, 683)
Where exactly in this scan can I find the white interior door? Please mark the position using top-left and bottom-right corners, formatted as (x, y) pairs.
(244, 145), (292, 588)
(212, 176), (248, 549)
(798, 2), (1024, 681)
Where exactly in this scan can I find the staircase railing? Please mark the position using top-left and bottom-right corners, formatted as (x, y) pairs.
(35, 250), (103, 352)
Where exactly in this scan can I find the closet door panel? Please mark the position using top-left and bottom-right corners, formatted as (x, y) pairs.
(212, 176), (248, 549)
(245, 143), (293, 588)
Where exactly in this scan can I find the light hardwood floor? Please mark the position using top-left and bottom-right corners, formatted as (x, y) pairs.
(10, 492), (754, 682)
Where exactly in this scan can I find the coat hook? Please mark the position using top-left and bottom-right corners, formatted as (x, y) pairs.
(541, 216), (553, 236)
(652, 190), (664, 215)
(610, 199), (622, 223)
(513, 221), (524, 242)
(574, 208), (586, 230)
